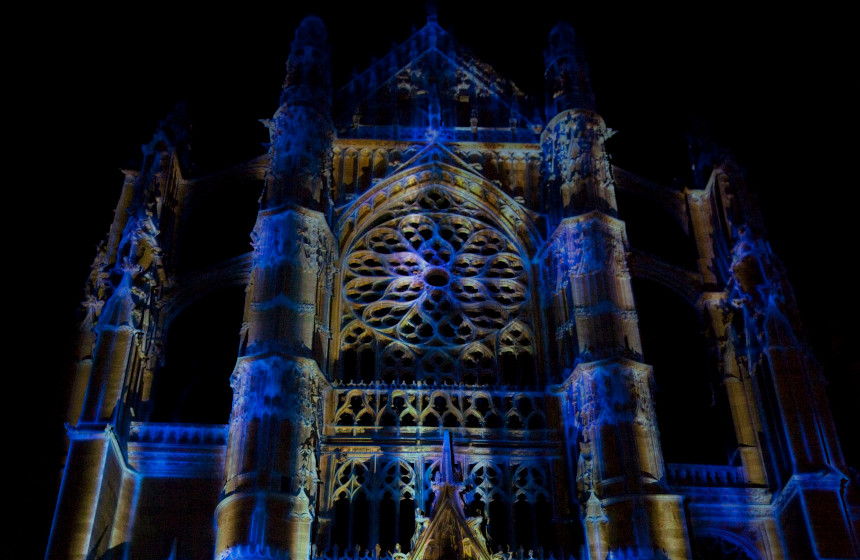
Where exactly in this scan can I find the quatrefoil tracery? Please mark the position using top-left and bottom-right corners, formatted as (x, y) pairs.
(344, 211), (528, 350)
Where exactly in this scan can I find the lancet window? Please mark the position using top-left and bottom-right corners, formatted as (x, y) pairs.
(326, 453), (555, 554)
(377, 459), (418, 553)
(332, 459), (372, 550)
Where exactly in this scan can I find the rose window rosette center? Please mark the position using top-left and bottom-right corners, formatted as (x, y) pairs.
(344, 212), (527, 349)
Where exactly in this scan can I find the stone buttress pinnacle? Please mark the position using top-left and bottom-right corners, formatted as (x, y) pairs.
(544, 22), (595, 114)
(265, 15), (334, 211)
(542, 23), (617, 219)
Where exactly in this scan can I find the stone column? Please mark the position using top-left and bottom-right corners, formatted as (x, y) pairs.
(543, 153), (691, 560)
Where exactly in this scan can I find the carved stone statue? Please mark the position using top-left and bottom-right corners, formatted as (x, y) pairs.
(411, 509), (429, 549)
(466, 508), (488, 550)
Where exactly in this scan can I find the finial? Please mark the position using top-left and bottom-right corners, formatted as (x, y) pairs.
(282, 15), (332, 110)
(425, 84), (442, 141)
(426, 1), (438, 24)
(545, 22), (595, 113)
(440, 431), (456, 483)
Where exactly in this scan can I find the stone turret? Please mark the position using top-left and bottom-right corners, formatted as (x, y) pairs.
(213, 16), (335, 560)
(544, 22), (594, 114)
(541, 23), (690, 560)
(265, 16), (334, 212)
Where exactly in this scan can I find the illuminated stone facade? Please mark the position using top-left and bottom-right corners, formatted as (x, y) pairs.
(47, 14), (859, 560)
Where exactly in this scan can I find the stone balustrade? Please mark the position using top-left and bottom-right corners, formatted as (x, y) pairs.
(665, 463), (746, 487)
(128, 421), (228, 445)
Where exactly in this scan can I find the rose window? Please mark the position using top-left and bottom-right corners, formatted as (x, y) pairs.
(343, 209), (528, 351)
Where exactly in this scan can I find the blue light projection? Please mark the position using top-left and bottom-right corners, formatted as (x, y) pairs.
(340, 184), (532, 387)
(46, 11), (859, 560)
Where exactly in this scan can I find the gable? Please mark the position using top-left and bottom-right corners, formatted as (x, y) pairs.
(333, 19), (541, 142)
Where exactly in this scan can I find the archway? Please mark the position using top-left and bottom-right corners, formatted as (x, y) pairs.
(633, 278), (736, 464)
(149, 286), (245, 423)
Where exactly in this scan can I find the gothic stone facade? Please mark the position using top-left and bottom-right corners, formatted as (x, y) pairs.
(46, 14), (859, 560)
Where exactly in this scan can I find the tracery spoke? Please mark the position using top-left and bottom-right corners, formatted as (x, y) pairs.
(450, 253), (488, 278)
(437, 312), (477, 345)
(382, 277), (425, 302)
(451, 278), (490, 305)
(462, 229), (507, 256)
(418, 236), (455, 266)
(397, 308), (436, 345)
(460, 302), (508, 331)
(342, 197), (529, 357)
(367, 227), (411, 254)
(344, 277), (393, 305)
(484, 253), (526, 279)
(346, 250), (387, 276)
(482, 278), (528, 308)
(419, 289), (455, 322)
(399, 214), (435, 248)
(437, 215), (474, 251)
(364, 300), (413, 330)
(381, 252), (425, 277)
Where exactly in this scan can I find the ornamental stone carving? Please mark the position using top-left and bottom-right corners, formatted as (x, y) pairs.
(342, 187), (530, 375)
(252, 209), (335, 273)
(268, 106), (333, 208)
(541, 111), (612, 213)
(544, 216), (627, 295)
(229, 356), (322, 427)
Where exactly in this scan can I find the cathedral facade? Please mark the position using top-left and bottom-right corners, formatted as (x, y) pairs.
(46, 13), (858, 560)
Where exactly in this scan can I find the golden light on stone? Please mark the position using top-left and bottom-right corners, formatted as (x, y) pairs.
(46, 11), (858, 560)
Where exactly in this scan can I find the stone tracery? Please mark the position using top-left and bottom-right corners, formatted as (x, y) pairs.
(341, 186), (532, 384)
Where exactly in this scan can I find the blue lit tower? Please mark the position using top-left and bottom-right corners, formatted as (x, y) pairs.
(213, 16), (335, 560)
(46, 112), (185, 559)
(541, 23), (688, 559)
(711, 162), (857, 558)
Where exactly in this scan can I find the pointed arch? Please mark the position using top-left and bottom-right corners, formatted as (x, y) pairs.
(632, 277), (736, 465)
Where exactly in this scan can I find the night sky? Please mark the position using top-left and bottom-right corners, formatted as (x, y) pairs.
(29, 3), (856, 550)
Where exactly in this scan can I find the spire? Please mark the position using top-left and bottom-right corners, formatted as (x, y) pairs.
(281, 15), (332, 113)
(408, 433), (491, 560)
(141, 102), (191, 174)
(265, 15), (334, 211)
(425, 1), (438, 26)
(438, 431), (456, 485)
(544, 22), (595, 113)
(429, 431), (463, 516)
(98, 269), (135, 329)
